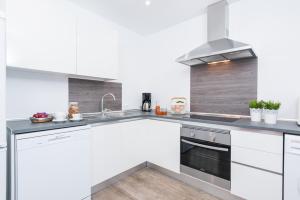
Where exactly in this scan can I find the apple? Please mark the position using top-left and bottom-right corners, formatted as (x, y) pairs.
(33, 112), (49, 118)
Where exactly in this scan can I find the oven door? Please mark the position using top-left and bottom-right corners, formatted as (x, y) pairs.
(180, 136), (231, 189)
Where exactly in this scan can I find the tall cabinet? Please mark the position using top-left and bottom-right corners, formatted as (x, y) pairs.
(0, 4), (6, 200)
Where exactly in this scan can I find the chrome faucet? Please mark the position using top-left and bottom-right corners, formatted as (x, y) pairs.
(101, 93), (116, 116)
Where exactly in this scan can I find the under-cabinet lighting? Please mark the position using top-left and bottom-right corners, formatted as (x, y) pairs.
(208, 60), (231, 65)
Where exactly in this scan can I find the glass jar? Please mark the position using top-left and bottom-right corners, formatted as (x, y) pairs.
(68, 102), (79, 118)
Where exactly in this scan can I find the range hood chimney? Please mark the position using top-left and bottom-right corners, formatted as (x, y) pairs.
(176, 0), (256, 66)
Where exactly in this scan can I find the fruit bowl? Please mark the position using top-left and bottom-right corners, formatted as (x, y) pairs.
(30, 113), (53, 123)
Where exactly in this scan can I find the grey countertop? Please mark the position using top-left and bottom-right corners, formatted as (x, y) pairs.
(7, 110), (300, 135)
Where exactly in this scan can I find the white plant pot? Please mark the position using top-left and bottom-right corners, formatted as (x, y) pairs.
(264, 109), (278, 125)
(250, 108), (262, 122)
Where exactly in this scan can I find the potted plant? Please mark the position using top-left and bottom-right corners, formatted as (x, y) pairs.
(263, 101), (281, 124)
(249, 100), (264, 122)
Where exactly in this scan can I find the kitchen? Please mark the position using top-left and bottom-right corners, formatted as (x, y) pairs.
(1, 0), (300, 200)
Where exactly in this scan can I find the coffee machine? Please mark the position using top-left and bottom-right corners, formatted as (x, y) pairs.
(142, 93), (151, 112)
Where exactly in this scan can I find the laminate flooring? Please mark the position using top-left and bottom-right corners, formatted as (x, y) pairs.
(92, 168), (220, 200)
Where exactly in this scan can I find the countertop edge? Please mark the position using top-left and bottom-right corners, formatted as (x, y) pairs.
(7, 112), (300, 135)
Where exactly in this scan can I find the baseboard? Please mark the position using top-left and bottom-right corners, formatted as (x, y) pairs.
(91, 162), (147, 194)
(147, 162), (245, 200)
(92, 161), (244, 200)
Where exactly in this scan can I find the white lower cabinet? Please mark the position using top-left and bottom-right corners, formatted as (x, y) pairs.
(91, 119), (181, 186)
(231, 163), (282, 200)
(145, 120), (181, 173)
(91, 123), (124, 186)
(231, 129), (283, 200)
(120, 120), (149, 170)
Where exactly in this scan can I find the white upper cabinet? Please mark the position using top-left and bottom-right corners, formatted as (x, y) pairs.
(76, 10), (119, 80)
(6, 0), (119, 79)
(6, 0), (77, 74)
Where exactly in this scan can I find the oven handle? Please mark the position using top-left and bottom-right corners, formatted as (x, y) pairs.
(181, 139), (229, 152)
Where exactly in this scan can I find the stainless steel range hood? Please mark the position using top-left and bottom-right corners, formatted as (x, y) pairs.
(176, 0), (256, 66)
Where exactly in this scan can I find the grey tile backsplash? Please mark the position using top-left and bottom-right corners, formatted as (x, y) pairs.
(190, 58), (258, 115)
(69, 78), (122, 113)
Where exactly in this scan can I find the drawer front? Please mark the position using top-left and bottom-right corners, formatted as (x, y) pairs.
(231, 129), (283, 154)
(285, 134), (300, 155)
(231, 163), (282, 200)
(232, 146), (282, 173)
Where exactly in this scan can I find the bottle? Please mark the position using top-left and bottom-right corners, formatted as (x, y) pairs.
(155, 102), (160, 115)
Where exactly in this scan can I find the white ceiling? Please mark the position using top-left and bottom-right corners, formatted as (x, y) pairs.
(69, 0), (222, 35)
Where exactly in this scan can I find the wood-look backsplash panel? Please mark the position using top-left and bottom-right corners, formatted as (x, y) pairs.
(69, 78), (122, 113)
(191, 58), (257, 115)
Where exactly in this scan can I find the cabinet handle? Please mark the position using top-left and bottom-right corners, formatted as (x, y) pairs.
(181, 139), (229, 152)
(48, 135), (71, 142)
(291, 140), (300, 144)
(291, 147), (300, 150)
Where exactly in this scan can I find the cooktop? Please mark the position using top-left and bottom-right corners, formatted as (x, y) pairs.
(184, 114), (240, 123)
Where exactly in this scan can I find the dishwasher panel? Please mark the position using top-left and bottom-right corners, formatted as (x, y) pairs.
(285, 134), (300, 200)
(16, 127), (91, 200)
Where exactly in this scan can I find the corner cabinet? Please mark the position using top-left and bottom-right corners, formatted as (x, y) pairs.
(91, 123), (124, 186)
(91, 119), (181, 187)
(145, 120), (181, 173)
(76, 11), (119, 80)
(6, 0), (77, 74)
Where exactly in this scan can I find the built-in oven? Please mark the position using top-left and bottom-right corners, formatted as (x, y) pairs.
(180, 125), (231, 190)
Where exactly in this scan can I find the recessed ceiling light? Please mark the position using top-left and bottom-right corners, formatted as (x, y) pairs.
(145, 0), (151, 6)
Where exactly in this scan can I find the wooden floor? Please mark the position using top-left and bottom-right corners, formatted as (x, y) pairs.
(92, 168), (220, 200)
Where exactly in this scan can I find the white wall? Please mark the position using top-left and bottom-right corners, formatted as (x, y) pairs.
(229, 0), (300, 119)
(118, 31), (148, 110)
(141, 16), (207, 110)
(141, 0), (300, 119)
(6, 69), (69, 119)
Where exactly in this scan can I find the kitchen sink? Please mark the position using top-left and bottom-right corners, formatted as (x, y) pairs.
(82, 113), (109, 120)
(105, 112), (126, 118)
(82, 111), (138, 120)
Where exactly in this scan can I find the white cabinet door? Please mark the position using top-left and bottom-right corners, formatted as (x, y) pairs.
(120, 120), (148, 170)
(77, 11), (119, 79)
(146, 120), (181, 173)
(0, 149), (6, 200)
(92, 120), (148, 186)
(231, 129), (283, 173)
(231, 163), (282, 200)
(6, 0), (77, 74)
(284, 152), (300, 200)
(91, 123), (123, 186)
(17, 129), (90, 200)
(284, 135), (300, 200)
(0, 17), (5, 146)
